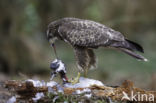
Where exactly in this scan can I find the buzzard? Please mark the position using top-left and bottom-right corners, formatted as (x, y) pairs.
(47, 17), (147, 77)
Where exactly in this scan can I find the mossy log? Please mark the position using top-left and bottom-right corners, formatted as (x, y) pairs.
(4, 80), (156, 103)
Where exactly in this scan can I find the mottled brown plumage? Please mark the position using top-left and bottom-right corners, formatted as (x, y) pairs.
(47, 17), (147, 73)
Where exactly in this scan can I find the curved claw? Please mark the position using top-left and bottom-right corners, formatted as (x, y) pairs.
(68, 72), (81, 84)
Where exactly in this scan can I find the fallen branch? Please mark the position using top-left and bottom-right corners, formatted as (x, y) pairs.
(4, 79), (156, 103)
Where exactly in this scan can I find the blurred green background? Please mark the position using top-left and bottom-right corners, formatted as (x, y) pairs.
(0, 0), (155, 90)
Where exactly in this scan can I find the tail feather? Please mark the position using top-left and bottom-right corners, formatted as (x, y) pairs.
(110, 39), (144, 53)
(110, 39), (147, 61)
(120, 48), (148, 61)
(125, 39), (144, 53)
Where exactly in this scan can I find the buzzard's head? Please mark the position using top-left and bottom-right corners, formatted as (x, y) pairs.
(47, 20), (62, 58)
(47, 26), (58, 45)
(47, 19), (63, 45)
(47, 18), (79, 44)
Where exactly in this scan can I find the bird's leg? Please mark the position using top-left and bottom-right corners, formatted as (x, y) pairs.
(68, 72), (81, 84)
(50, 72), (57, 80)
(74, 72), (81, 83)
(84, 68), (88, 77)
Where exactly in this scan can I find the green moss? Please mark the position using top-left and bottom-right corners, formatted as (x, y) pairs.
(42, 92), (119, 103)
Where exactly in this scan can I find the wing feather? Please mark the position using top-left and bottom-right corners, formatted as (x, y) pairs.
(58, 20), (125, 47)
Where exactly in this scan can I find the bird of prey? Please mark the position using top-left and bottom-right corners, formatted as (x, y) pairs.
(47, 17), (147, 78)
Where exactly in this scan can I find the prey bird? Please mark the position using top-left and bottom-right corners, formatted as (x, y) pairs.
(47, 17), (147, 83)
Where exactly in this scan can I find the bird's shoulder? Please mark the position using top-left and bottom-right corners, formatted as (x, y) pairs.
(60, 20), (107, 30)
(58, 19), (125, 41)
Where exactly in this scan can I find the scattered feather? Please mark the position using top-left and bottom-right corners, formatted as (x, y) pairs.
(46, 81), (57, 87)
(32, 92), (44, 102)
(7, 96), (16, 103)
(64, 77), (104, 88)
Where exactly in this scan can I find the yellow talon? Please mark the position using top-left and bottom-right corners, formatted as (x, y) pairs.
(68, 72), (81, 84)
